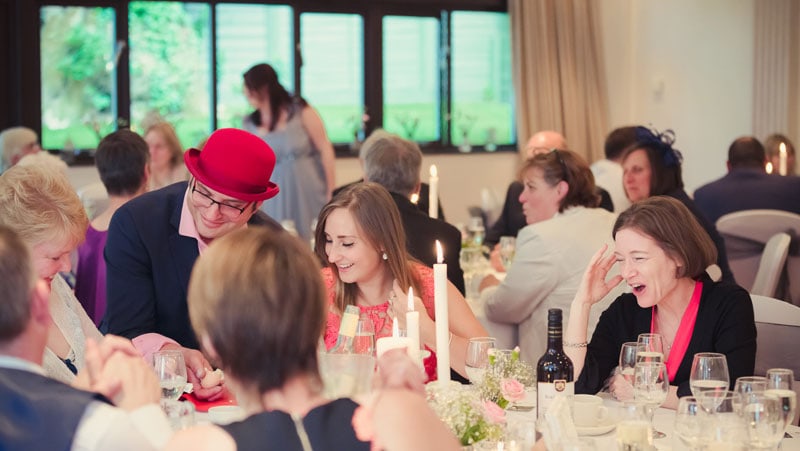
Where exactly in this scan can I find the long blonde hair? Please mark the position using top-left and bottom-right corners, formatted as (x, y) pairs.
(314, 182), (420, 313)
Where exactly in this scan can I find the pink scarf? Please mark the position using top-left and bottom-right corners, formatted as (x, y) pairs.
(651, 280), (703, 382)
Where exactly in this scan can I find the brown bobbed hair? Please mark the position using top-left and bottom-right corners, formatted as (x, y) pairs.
(613, 196), (717, 279)
(519, 149), (600, 211)
(622, 142), (684, 196)
(314, 182), (420, 314)
(0, 225), (35, 341)
(188, 228), (326, 394)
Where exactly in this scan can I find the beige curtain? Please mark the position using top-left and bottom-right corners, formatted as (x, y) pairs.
(753, 0), (800, 142)
(509, 0), (609, 163)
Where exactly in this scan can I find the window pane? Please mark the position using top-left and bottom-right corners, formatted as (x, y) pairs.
(216, 4), (293, 129)
(129, 2), (211, 148)
(40, 6), (115, 150)
(383, 16), (440, 143)
(452, 11), (514, 148)
(300, 13), (364, 145)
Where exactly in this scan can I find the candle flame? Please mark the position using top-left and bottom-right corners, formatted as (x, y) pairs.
(766, 162), (773, 174)
(407, 287), (414, 311)
(430, 164), (438, 178)
(435, 240), (443, 264)
(392, 319), (399, 337)
(410, 193), (419, 204)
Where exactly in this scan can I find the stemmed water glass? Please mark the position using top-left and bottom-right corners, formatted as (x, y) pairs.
(353, 314), (376, 356)
(636, 333), (665, 364)
(498, 236), (516, 270)
(465, 337), (496, 384)
(732, 376), (767, 413)
(153, 350), (187, 401)
(633, 361), (669, 439)
(699, 390), (747, 449)
(689, 353), (730, 399)
(674, 396), (711, 450)
(619, 342), (642, 383)
(741, 392), (786, 450)
(765, 368), (797, 437)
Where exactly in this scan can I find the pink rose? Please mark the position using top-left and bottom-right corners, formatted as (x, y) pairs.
(500, 378), (526, 403)
(483, 400), (506, 424)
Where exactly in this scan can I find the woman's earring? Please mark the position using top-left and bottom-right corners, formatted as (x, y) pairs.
(382, 252), (388, 261)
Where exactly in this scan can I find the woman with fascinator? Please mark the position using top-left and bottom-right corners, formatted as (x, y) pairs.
(621, 126), (735, 282)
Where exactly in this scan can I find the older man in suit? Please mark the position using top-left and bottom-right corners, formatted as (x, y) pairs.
(694, 136), (800, 224)
(361, 130), (465, 294)
(103, 128), (283, 361)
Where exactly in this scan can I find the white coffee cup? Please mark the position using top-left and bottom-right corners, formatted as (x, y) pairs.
(572, 394), (609, 427)
(208, 405), (246, 424)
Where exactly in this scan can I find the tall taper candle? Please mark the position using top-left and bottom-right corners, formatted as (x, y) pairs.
(433, 240), (450, 382)
(406, 287), (421, 366)
(429, 165), (439, 218)
(779, 142), (788, 176)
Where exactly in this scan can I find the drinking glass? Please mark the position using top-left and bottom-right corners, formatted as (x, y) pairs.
(160, 399), (195, 430)
(699, 390), (747, 450)
(635, 333), (664, 364)
(618, 342), (642, 383)
(733, 376), (767, 414)
(498, 236), (516, 269)
(689, 353), (729, 399)
(465, 337), (496, 384)
(153, 350), (187, 401)
(459, 246), (484, 300)
(742, 392), (786, 450)
(353, 315), (376, 356)
(674, 396), (711, 450)
(633, 361), (669, 439)
(616, 401), (653, 451)
(765, 368), (797, 435)
(466, 216), (485, 247)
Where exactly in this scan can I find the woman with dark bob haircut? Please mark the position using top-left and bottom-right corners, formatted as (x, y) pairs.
(167, 227), (458, 450)
(563, 196), (756, 409)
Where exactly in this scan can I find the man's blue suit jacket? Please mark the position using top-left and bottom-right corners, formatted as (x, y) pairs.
(101, 182), (282, 349)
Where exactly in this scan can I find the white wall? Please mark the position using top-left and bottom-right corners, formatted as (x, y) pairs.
(600, 0), (755, 194)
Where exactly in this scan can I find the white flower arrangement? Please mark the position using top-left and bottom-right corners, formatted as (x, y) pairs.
(477, 347), (534, 409)
(426, 382), (505, 446)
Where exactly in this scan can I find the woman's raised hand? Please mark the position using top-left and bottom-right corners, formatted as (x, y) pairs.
(575, 244), (623, 307)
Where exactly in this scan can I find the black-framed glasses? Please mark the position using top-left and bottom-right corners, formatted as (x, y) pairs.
(550, 148), (569, 183)
(190, 180), (250, 218)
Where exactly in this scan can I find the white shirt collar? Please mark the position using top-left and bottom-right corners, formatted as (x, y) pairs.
(0, 355), (46, 375)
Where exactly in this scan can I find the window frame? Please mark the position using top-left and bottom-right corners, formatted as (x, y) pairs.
(19, 0), (513, 160)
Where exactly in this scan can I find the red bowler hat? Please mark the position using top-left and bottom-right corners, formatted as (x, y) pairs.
(184, 128), (280, 202)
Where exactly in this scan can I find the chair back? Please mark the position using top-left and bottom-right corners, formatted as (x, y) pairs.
(716, 209), (800, 303)
(750, 233), (792, 297)
(77, 181), (109, 220)
(751, 294), (800, 377)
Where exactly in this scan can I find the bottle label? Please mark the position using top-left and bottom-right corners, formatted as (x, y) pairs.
(340, 312), (358, 338)
(536, 380), (575, 419)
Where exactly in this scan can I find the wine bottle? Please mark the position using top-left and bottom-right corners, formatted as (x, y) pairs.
(329, 305), (360, 354)
(536, 308), (574, 419)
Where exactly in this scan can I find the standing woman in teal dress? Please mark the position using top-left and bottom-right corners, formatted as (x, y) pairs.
(242, 63), (336, 240)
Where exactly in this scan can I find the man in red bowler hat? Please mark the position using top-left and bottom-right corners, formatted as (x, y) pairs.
(102, 128), (283, 401)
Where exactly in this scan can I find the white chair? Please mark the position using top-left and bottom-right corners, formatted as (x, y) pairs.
(750, 233), (792, 298)
(717, 210), (800, 304)
(751, 294), (800, 377)
(77, 181), (109, 220)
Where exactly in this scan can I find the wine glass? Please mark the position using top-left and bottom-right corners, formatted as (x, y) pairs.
(742, 392), (786, 450)
(674, 396), (711, 450)
(498, 236), (516, 269)
(467, 216), (485, 247)
(616, 401), (654, 450)
(618, 342), (642, 383)
(733, 376), (767, 413)
(699, 390), (748, 449)
(636, 333), (664, 364)
(353, 315), (376, 356)
(633, 361), (669, 439)
(765, 368), (797, 435)
(153, 350), (187, 401)
(465, 337), (496, 384)
(689, 353), (730, 399)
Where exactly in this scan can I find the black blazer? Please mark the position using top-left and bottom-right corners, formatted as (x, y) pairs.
(102, 182), (282, 348)
(390, 192), (465, 294)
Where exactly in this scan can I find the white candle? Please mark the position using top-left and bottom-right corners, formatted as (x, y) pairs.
(406, 287), (421, 366)
(433, 240), (450, 382)
(428, 164), (439, 218)
(779, 143), (788, 176)
(376, 320), (411, 358)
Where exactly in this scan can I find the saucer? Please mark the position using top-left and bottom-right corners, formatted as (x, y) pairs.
(575, 419), (616, 436)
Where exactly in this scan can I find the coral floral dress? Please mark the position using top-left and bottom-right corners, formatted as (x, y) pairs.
(322, 263), (440, 381)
